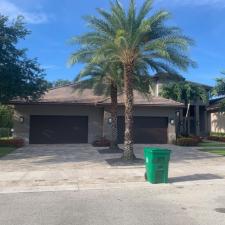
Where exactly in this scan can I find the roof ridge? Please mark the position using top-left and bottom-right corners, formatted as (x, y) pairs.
(47, 81), (83, 91)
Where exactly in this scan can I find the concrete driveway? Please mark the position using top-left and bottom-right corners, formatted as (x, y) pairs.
(0, 144), (225, 193)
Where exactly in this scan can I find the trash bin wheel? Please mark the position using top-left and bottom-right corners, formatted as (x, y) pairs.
(144, 172), (147, 181)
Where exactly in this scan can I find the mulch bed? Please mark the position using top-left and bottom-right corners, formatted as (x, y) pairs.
(105, 157), (144, 167)
(98, 148), (124, 154)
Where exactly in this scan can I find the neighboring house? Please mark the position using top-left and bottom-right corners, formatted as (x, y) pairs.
(207, 97), (225, 133)
(153, 73), (212, 137)
(11, 73), (211, 145)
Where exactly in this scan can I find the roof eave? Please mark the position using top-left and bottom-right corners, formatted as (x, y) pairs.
(11, 101), (184, 108)
(97, 102), (184, 108)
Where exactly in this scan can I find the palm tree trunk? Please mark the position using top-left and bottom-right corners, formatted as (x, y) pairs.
(184, 102), (190, 136)
(122, 63), (135, 160)
(110, 81), (119, 150)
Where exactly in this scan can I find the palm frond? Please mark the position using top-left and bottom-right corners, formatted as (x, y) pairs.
(136, 0), (153, 27)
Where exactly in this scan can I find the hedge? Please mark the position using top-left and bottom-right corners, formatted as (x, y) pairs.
(208, 136), (225, 142)
(210, 132), (225, 137)
(92, 137), (111, 147)
(175, 136), (201, 146)
(0, 138), (25, 148)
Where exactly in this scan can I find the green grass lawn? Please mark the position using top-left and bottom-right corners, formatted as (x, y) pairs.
(199, 149), (225, 156)
(198, 141), (225, 147)
(0, 146), (15, 158)
(198, 140), (225, 156)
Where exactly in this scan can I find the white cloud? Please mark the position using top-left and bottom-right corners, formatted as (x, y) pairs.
(157, 0), (225, 8)
(0, 0), (48, 24)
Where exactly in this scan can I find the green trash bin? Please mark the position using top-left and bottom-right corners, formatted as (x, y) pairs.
(144, 147), (171, 184)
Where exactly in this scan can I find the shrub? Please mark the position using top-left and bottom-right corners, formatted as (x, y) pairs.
(0, 106), (13, 128)
(175, 137), (201, 146)
(0, 128), (11, 138)
(208, 136), (225, 142)
(0, 138), (25, 148)
(210, 132), (225, 137)
(92, 137), (111, 147)
(190, 135), (203, 143)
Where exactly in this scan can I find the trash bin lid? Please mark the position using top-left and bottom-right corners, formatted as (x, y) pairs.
(144, 147), (171, 155)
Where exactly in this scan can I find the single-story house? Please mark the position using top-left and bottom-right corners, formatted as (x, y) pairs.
(12, 83), (184, 144)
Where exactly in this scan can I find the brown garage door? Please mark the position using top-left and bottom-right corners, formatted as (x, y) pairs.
(29, 115), (88, 144)
(117, 116), (168, 144)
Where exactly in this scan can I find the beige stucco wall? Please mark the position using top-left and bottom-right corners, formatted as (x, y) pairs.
(13, 104), (104, 144)
(103, 106), (177, 144)
(210, 111), (225, 133)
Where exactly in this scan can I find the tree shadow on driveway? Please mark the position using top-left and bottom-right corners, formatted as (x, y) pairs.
(105, 158), (145, 167)
(169, 173), (224, 183)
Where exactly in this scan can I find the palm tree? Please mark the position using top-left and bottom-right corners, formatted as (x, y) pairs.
(75, 63), (122, 150)
(160, 81), (208, 135)
(74, 62), (152, 150)
(211, 71), (225, 110)
(69, 0), (195, 160)
(212, 71), (225, 97)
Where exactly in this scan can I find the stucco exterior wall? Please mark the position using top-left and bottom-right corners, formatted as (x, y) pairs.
(13, 105), (104, 144)
(103, 106), (177, 144)
(14, 104), (178, 144)
(210, 111), (225, 133)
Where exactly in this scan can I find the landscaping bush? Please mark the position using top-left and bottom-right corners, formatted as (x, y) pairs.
(0, 138), (25, 148)
(208, 136), (225, 142)
(210, 132), (225, 137)
(175, 137), (201, 146)
(92, 137), (111, 147)
(0, 128), (11, 138)
(190, 135), (203, 143)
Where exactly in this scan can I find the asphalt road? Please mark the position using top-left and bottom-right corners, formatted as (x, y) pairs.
(0, 183), (224, 225)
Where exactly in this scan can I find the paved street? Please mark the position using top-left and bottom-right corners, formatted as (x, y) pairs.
(0, 183), (224, 225)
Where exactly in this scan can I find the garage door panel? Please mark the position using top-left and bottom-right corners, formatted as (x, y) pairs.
(134, 128), (167, 144)
(29, 116), (88, 144)
(117, 116), (168, 144)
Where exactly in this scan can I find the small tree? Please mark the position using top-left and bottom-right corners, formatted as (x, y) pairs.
(160, 81), (208, 135)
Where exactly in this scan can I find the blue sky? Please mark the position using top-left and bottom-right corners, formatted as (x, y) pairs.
(1, 0), (225, 85)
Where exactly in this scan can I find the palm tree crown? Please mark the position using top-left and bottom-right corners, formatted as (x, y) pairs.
(70, 0), (195, 74)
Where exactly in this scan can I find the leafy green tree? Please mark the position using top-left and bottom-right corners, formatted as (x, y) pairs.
(160, 81), (208, 135)
(0, 15), (47, 103)
(69, 0), (195, 160)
